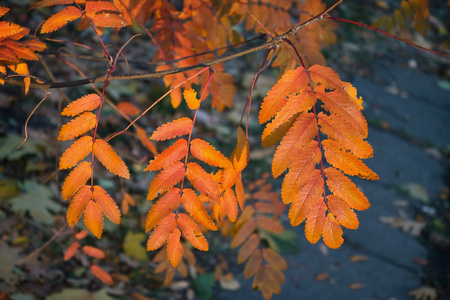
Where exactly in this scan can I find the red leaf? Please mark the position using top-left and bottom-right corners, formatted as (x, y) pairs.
(82, 245), (106, 259)
(64, 241), (80, 261)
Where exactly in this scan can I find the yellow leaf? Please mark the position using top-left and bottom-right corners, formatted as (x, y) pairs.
(184, 88), (200, 110)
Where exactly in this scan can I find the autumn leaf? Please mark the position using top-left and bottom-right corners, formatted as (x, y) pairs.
(93, 139), (130, 179)
(144, 139), (188, 172)
(147, 162), (185, 201)
(181, 188), (217, 231)
(41, 6), (82, 34)
(145, 188), (180, 232)
(67, 185), (92, 226)
(184, 88), (200, 110)
(61, 94), (101, 117)
(177, 213), (208, 251)
(90, 265), (113, 286)
(147, 212), (177, 251)
(186, 162), (219, 201)
(190, 138), (232, 168)
(82, 245), (106, 259)
(322, 214), (343, 249)
(117, 102), (141, 116)
(59, 136), (93, 170)
(84, 200), (104, 239)
(92, 185), (121, 224)
(57, 112), (97, 141)
(166, 227), (183, 267)
(237, 233), (259, 263)
(150, 117), (193, 141)
(64, 241), (80, 261)
(61, 161), (92, 200)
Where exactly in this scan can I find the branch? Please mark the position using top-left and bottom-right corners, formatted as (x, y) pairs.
(0, 0), (342, 91)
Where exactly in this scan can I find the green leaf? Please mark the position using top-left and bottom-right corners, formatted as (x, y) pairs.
(259, 229), (300, 254)
(123, 231), (148, 262)
(8, 181), (60, 225)
(0, 134), (43, 160)
(193, 272), (215, 299)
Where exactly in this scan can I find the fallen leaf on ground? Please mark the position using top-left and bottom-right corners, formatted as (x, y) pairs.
(401, 182), (429, 203)
(408, 286), (437, 300)
(350, 255), (368, 262)
(348, 283), (364, 290)
(315, 272), (328, 281)
(379, 210), (425, 237)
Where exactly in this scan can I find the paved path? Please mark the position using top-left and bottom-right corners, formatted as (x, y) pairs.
(216, 57), (450, 300)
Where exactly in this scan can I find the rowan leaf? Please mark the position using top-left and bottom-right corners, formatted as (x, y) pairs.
(281, 140), (320, 204)
(324, 167), (370, 210)
(84, 200), (104, 239)
(93, 139), (130, 179)
(64, 241), (80, 261)
(256, 215), (284, 234)
(244, 250), (262, 279)
(289, 169), (324, 226)
(0, 21), (22, 39)
(145, 188), (180, 232)
(262, 248), (287, 270)
(147, 162), (185, 201)
(3, 41), (38, 60)
(177, 213), (208, 251)
(184, 88), (200, 110)
(61, 161), (91, 200)
(181, 188), (217, 231)
(59, 136), (93, 169)
(322, 139), (379, 180)
(231, 127), (249, 172)
(318, 112), (373, 159)
(237, 233), (259, 264)
(272, 113), (318, 178)
(144, 139), (188, 172)
(82, 245), (105, 259)
(322, 214), (343, 249)
(167, 227), (183, 267)
(85, 1), (120, 14)
(93, 13), (129, 28)
(61, 94), (101, 117)
(117, 102), (140, 116)
(326, 194), (359, 229)
(92, 185), (121, 224)
(67, 185), (92, 226)
(90, 265), (113, 286)
(259, 67), (309, 124)
(31, 0), (74, 9)
(305, 199), (327, 244)
(150, 117), (193, 141)
(221, 188), (238, 222)
(190, 138), (232, 168)
(0, 46), (19, 62)
(0, 7), (9, 18)
(41, 6), (82, 34)
(230, 218), (256, 248)
(186, 162), (219, 201)
(147, 212), (177, 251)
(57, 112), (97, 141)
(136, 127), (158, 155)
(22, 39), (47, 52)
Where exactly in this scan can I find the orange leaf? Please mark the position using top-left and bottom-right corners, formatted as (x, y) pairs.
(230, 218), (256, 248)
(177, 213), (208, 251)
(0, 21), (22, 39)
(281, 140), (320, 204)
(309, 65), (363, 110)
(144, 139), (188, 172)
(265, 264), (285, 284)
(221, 188), (238, 222)
(41, 6), (82, 34)
(235, 173), (245, 210)
(61, 94), (101, 117)
(256, 215), (284, 234)
(322, 139), (379, 180)
(61, 161), (91, 200)
(318, 112), (373, 159)
(305, 199), (327, 244)
(66, 185), (92, 226)
(262, 248), (287, 270)
(82, 245), (106, 259)
(272, 113), (318, 178)
(262, 89), (316, 142)
(3, 41), (38, 60)
(121, 192), (135, 214)
(90, 265), (113, 286)
(150, 117), (193, 141)
(147, 212), (177, 251)
(117, 101), (141, 116)
(237, 233), (259, 263)
(136, 127), (158, 155)
(184, 88), (200, 110)
(324, 167), (370, 210)
(315, 87), (368, 138)
(326, 194), (359, 229)
(181, 188), (217, 231)
(85, 1), (120, 14)
(0, 7), (9, 18)
(190, 138), (231, 168)
(64, 241), (80, 261)
(92, 185), (121, 224)
(259, 67), (309, 124)
(93, 13), (129, 28)
(231, 127), (249, 172)
(93, 139), (130, 179)
(75, 229), (88, 240)
(147, 162), (185, 201)
(289, 169), (324, 226)
(59, 136), (93, 169)
(0, 47), (19, 63)
(22, 39), (47, 52)
(244, 250), (262, 279)
(322, 214), (343, 249)
(84, 200), (104, 239)
(221, 167), (237, 190)
(57, 112), (97, 141)
(186, 162), (219, 201)
(145, 188), (180, 232)
(166, 227), (183, 267)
